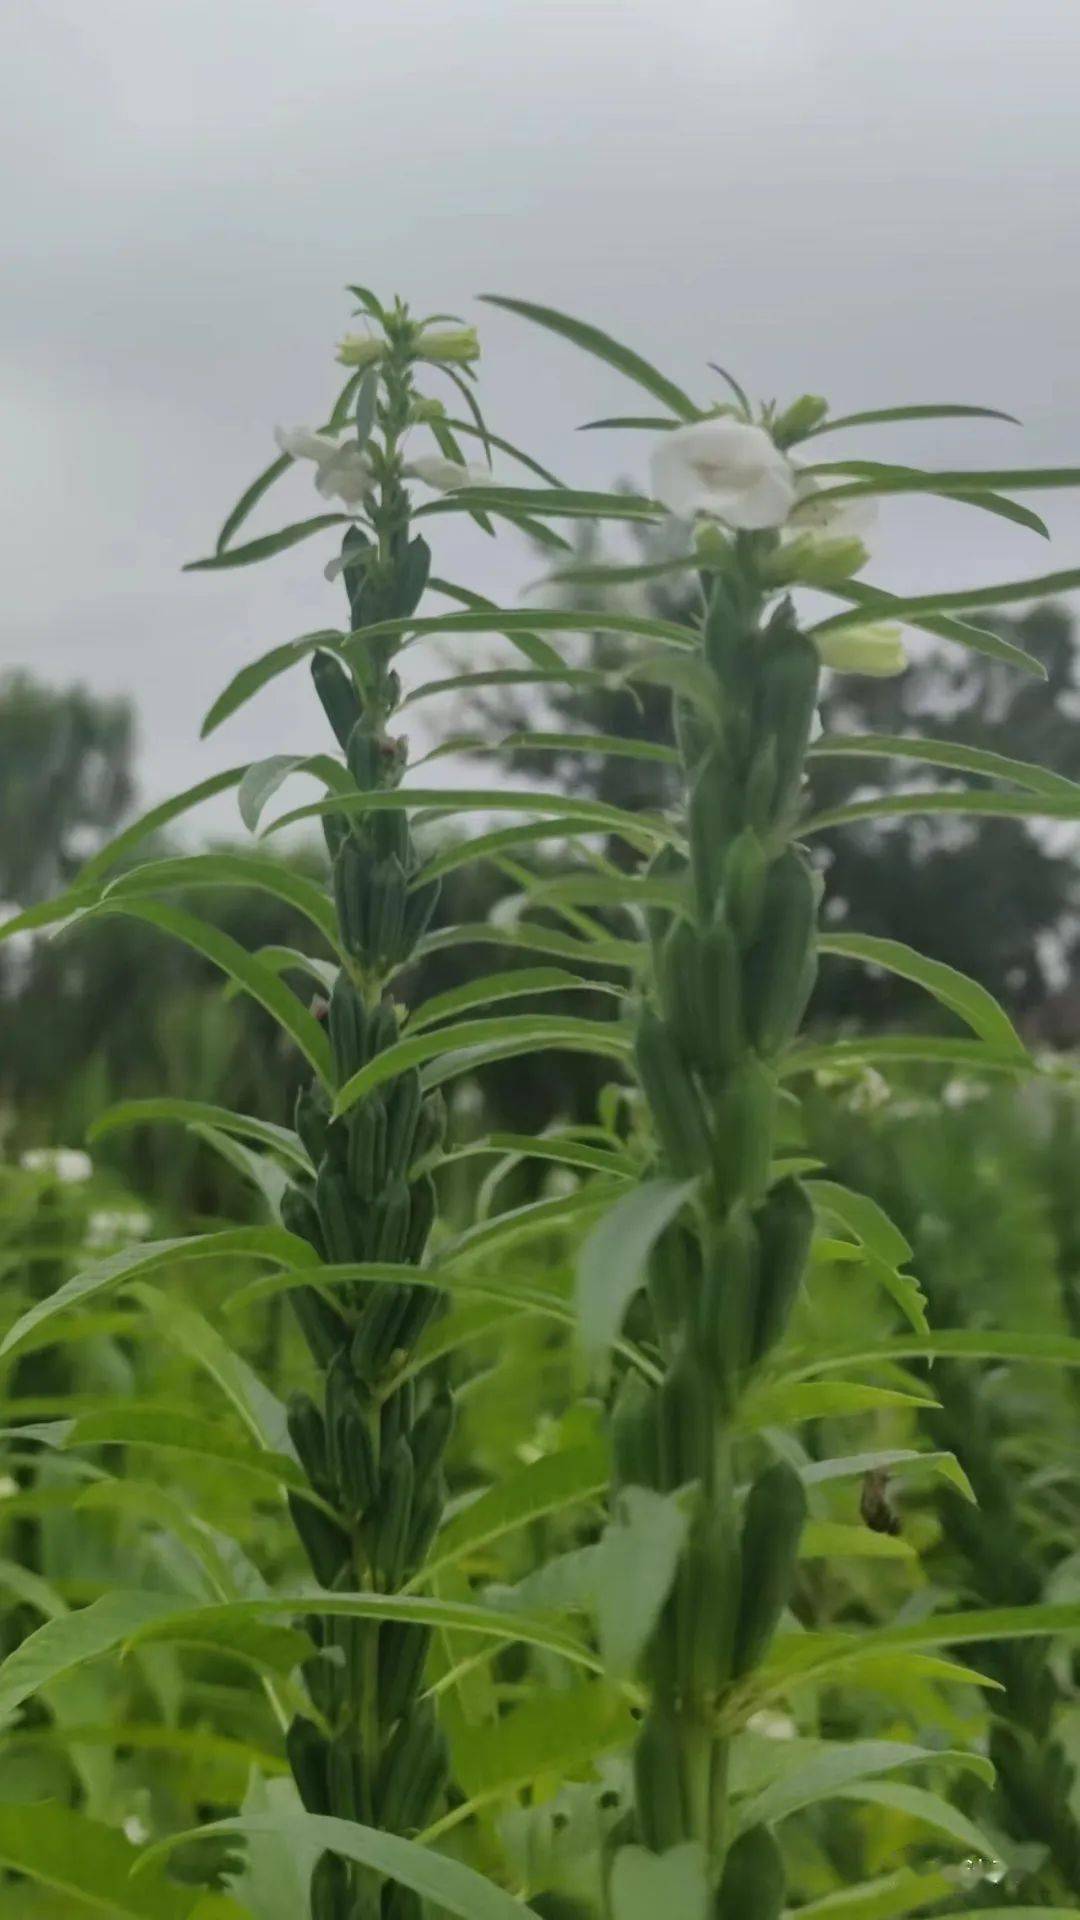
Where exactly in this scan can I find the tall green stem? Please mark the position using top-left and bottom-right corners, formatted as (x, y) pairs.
(278, 304), (452, 1920)
(616, 531), (821, 1916)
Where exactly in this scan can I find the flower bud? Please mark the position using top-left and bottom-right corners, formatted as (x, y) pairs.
(815, 622), (907, 676)
(408, 396), (447, 423)
(417, 326), (480, 366)
(772, 393), (829, 443)
(761, 534), (869, 588)
(336, 335), (387, 369)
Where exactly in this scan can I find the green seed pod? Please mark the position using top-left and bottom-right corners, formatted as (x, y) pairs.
(346, 723), (383, 791)
(366, 855), (408, 973)
(384, 1070), (422, 1173)
(316, 1162), (364, 1264)
(674, 1501), (741, 1703)
(656, 914), (699, 1047)
(715, 1823), (785, 1920)
(646, 1219), (700, 1348)
(286, 1715), (330, 1815)
(287, 1391), (332, 1500)
(311, 650), (364, 753)
(327, 972), (370, 1086)
(373, 804), (411, 868)
(332, 838), (377, 962)
(321, 810), (349, 864)
(709, 1055), (775, 1205)
(337, 1407), (378, 1514)
(633, 1707), (689, 1852)
(722, 827), (768, 947)
(373, 1180), (411, 1264)
(294, 1079), (331, 1165)
(697, 908), (745, 1074)
(288, 1491), (351, 1589)
(758, 616), (820, 829)
(404, 1477), (443, 1576)
(732, 1460), (807, 1676)
(690, 750), (740, 911)
(310, 1849), (351, 1920)
(351, 1285), (411, 1383)
(346, 1094), (387, 1200)
(404, 1173), (436, 1264)
(409, 1091), (447, 1177)
(657, 1345), (714, 1492)
(400, 874), (442, 954)
(745, 736), (778, 835)
(326, 1728), (367, 1824)
(703, 574), (743, 679)
(281, 1183), (326, 1260)
(642, 842), (687, 953)
(368, 997), (400, 1058)
(751, 1177), (814, 1362)
(611, 1370), (661, 1492)
(379, 1621), (433, 1727)
(744, 849), (818, 1057)
(634, 1005), (713, 1177)
(373, 1437), (415, 1588)
(409, 1388), (454, 1484)
(696, 1202), (759, 1406)
(395, 1729), (449, 1835)
(390, 1285), (441, 1357)
(290, 1283), (343, 1370)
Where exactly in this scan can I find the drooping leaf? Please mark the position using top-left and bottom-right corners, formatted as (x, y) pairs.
(200, 629), (345, 737)
(101, 851), (342, 954)
(88, 1098), (312, 1176)
(185, 513), (351, 572)
(480, 295), (701, 419)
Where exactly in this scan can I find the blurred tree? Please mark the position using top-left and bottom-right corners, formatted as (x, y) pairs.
(0, 674), (135, 906)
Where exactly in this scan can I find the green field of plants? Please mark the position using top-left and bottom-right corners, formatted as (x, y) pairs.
(4, 291), (1080, 1918)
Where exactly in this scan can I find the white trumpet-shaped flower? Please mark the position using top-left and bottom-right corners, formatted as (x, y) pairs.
(404, 455), (490, 493)
(274, 426), (374, 508)
(787, 472), (877, 541)
(650, 419), (796, 530)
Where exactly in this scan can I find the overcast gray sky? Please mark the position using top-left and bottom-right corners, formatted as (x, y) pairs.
(4, 0), (1080, 834)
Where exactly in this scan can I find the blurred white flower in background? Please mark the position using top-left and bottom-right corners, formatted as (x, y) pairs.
(650, 419), (796, 529)
(85, 1208), (153, 1248)
(20, 1147), (92, 1183)
(274, 426), (373, 507)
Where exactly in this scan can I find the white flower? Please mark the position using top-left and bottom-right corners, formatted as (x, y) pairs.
(274, 426), (373, 508)
(404, 455), (490, 493)
(650, 420), (796, 530)
(84, 1207), (153, 1248)
(20, 1147), (92, 1184)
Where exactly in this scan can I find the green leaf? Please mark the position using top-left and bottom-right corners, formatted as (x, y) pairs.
(413, 819), (647, 889)
(580, 414), (686, 433)
(485, 726), (681, 767)
(799, 1522), (914, 1561)
(807, 459), (1080, 494)
(480, 294), (701, 419)
(808, 730), (1080, 801)
(739, 1379), (938, 1427)
(436, 420), (567, 488)
(820, 580), (1046, 676)
(88, 1098), (311, 1176)
(783, 1034), (1037, 1078)
(816, 560), (1080, 624)
(214, 453), (293, 554)
(415, 1441), (608, 1588)
(798, 1448), (973, 1501)
(264, 783), (676, 855)
(577, 1177), (697, 1371)
(833, 1780), (1001, 1865)
(788, 1869), (962, 1920)
(100, 851), (342, 954)
(414, 917), (640, 973)
(610, 1844), (709, 1920)
(427, 578), (566, 668)
(351, 602), (694, 655)
(594, 1486), (690, 1675)
(200, 629), (344, 737)
(761, 1601), (1080, 1693)
(61, 1404), (311, 1501)
(237, 752), (352, 833)
(0, 1801), (200, 1917)
(731, 1738), (990, 1833)
(780, 1325), (1080, 1379)
(0, 1226), (310, 1361)
(403, 664), (613, 712)
(128, 1284), (293, 1455)
(407, 967), (622, 1032)
(415, 485), (660, 527)
(806, 1180), (912, 1267)
(804, 787), (1080, 834)
(802, 402), (1020, 439)
(333, 1013), (631, 1118)
(445, 1681), (636, 1828)
(146, 1811), (542, 1920)
(83, 898), (333, 1079)
(185, 513), (351, 572)
(76, 766), (251, 885)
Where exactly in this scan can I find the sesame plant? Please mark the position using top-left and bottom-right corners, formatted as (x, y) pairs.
(3, 292), (1080, 1920)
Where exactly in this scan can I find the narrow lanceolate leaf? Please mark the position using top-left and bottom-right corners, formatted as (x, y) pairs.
(143, 1812), (542, 1920)
(0, 1226), (311, 1361)
(76, 766), (251, 885)
(487, 728), (681, 767)
(263, 785), (676, 854)
(815, 563), (1080, 628)
(200, 628), (344, 737)
(804, 787), (1080, 835)
(807, 731), (1080, 801)
(0, 1801), (200, 1918)
(412, 1440), (609, 1587)
(414, 485), (660, 526)
(428, 578), (566, 668)
(818, 932), (1027, 1056)
(60, 1405), (311, 1500)
(579, 414), (686, 432)
(480, 294), (702, 420)
(185, 513), (351, 571)
(407, 967), (623, 1032)
(237, 752), (353, 832)
(820, 580), (1046, 676)
(332, 1014), (632, 1118)
(577, 1177), (698, 1371)
(731, 1738), (990, 1835)
(760, 1603), (1080, 1697)
(101, 852), (342, 953)
(129, 1284), (293, 1456)
(88, 1098), (312, 1176)
(806, 1180), (912, 1268)
(778, 1326), (1080, 1381)
(806, 460), (1080, 495)
(800, 402), (1020, 439)
(82, 899), (333, 1080)
(782, 1035), (1038, 1078)
(347, 603), (695, 654)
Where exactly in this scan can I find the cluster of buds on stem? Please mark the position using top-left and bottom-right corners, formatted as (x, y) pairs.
(275, 304), (456, 1920)
(611, 538), (823, 1916)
